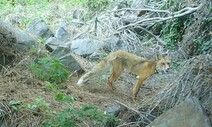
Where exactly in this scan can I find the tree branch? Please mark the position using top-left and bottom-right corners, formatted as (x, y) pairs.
(117, 3), (204, 31)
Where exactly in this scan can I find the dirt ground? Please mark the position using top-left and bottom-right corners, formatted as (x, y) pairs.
(0, 54), (169, 126)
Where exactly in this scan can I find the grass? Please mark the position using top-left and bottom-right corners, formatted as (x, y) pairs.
(0, 0), (86, 30)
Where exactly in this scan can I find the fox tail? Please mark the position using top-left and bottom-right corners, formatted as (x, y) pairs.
(77, 59), (108, 86)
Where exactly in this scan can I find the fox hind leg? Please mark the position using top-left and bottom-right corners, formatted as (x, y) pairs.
(108, 61), (123, 90)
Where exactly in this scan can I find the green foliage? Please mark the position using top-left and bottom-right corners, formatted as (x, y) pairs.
(0, 0), (8, 5)
(160, 0), (185, 11)
(86, 0), (109, 12)
(26, 98), (50, 110)
(43, 99), (114, 127)
(160, 19), (184, 50)
(193, 17), (212, 55)
(194, 39), (212, 55)
(155, 0), (187, 50)
(29, 57), (69, 84)
(55, 92), (77, 102)
(9, 100), (22, 110)
(44, 81), (57, 91)
(43, 105), (109, 127)
(64, 0), (109, 12)
(1, 0), (49, 5)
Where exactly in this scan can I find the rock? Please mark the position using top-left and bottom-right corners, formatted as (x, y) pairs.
(71, 39), (105, 57)
(72, 9), (85, 21)
(88, 51), (105, 61)
(103, 36), (135, 52)
(26, 18), (53, 40)
(50, 46), (84, 75)
(55, 26), (70, 42)
(104, 104), (121, 127)
(0, 20), (38, 68)
(131, 0), (145, 9)
(0, 20), (38, 51)
(147, 97), (211, 127)
(45, 37), (65, 52)
(103, 36), (121, 51)
(6, 14), (25, 25)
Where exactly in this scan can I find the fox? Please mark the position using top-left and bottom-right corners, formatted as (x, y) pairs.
(77, 50), (171, 100)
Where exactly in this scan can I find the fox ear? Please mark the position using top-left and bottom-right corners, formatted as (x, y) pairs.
(156, 53), (162, 60)
(165, 54), (171, 60)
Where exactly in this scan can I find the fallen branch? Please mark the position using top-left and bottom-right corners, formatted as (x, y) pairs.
(115, 100), (140, 114)
(117, 3), (204, 30)
(115, 100), (154, 125)
(111, 7), (172, 14)
(136, 26), (166, 45)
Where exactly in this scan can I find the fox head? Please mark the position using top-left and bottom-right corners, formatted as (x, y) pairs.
(156, 54), (171, 73)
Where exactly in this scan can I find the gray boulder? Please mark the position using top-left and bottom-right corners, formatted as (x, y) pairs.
(72, 9), (84, 21)
(55, 26), (70, 42)
(26, 18), (53, 40)
(147, 97), (211, 127)
(103, 36), (136, 52)
(103, 36), (121, 51)
(0, 20), (38, 68)
(45, 37), (65, 52)
(6, 14), (25, 25)
(71, 9), (85, 27)
(50, 46), (84, 75)
(104, 104), (121, 127)
(89, 51), (105, 61)
(0, 20), (38, 51)
(71, 39), (105, 56)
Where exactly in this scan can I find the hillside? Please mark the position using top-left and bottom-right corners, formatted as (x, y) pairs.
(0, 0), (211, 127)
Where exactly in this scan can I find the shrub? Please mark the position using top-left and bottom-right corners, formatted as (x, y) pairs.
(43, 93), (115, 127)
(29, 57), (69, 84)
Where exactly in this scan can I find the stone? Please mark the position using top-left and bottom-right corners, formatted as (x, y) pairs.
(45, 37), (65, 52)
(55, 26), (70, 42)
(104, 104), (121, 127)
(50, 46), (84, 75)
(0, 20), (38, 68)
(0, 20), (38, 51)
(147, 97), (211, 127)
(71, 39), (105, 57)
(26, 18), (53, 40)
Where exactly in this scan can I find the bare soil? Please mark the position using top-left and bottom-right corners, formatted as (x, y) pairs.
(0, 55), (159, 126)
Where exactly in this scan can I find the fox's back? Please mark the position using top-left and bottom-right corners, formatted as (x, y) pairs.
(106, 50), (146, 67)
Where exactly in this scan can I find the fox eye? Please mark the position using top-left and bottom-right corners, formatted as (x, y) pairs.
(161, 63), (165, 65)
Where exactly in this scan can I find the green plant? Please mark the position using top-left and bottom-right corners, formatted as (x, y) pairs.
(55, 92), (77, 102)
(44, 81), (57, 91)
(193, 17), (212, 55)
(194, 39), (212, 55)
(65, 0), (109, 12)
(160, 0), (185, 11)
(43, 104), (113, 127)
(160, 19), (184, 50)
(43, 93), (116, 127)
(26, 98), (50, 110)
(86, 0), (109, 12)
(0, 0), (8, 5)
(8, 0), (49, 5)
(29, 57), (69, 84)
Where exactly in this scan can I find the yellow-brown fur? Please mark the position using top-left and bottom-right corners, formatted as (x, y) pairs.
(77, 50), (171, 100)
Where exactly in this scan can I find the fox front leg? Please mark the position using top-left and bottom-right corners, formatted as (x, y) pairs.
(132, 77), (144, 101)
(132, 74), (150, 101)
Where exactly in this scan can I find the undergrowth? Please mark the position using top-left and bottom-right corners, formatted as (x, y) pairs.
(29, 57), (69, 84)
(23, 93), (116, 127)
